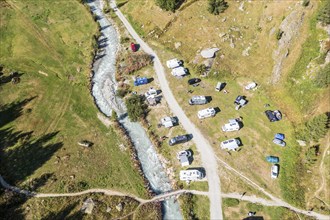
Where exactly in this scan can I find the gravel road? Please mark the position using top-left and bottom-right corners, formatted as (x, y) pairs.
(109, 1), (223, 219)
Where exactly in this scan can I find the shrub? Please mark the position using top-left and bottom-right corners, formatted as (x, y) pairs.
(223, 198), (239, 207)
(118, 53), (153, 75)
(276, 29), (284, 40)
(317, 0), (330, 25)
(155, 0), (182, 12)
(125, 94), (147, 122)
(195, 64), (207, 75)
(208, 0), (228, 15)
(246, 203), (263, 211)
(120, 37), (130, 44)
(314, 63), (330, 88)
(302, 0), (310, 7)
(305, 146), (318, 165)
(295, 113), (329, 142)
(116, 89), (128, 98)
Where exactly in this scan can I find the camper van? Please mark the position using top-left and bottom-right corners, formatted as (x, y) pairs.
(197, 108), (216, 119)
(220, 138), (241, 151)
(189, 96), (207, 105)
(215, 82), (224, 92)
(179, 169), (204, 181)
(166, 58), (182, 69)
(222, 119), (240, 132)
(171, 67), (188, 77)
(160, 117), (177, 128)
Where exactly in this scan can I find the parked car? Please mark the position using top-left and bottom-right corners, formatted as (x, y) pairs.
(169, 135), (189, 146)
(266, 156), (279, 163)
(265, 110), (282, 122)
(273, 138), (286, 147)
(134, 77), (148, 86)
(274, 133), (285, 140)
(245, 82), (257, 90)
(176, 150), (192, 159)
(215, 82), (225, 92)
(271, 164), (279, 178)
(188, 78), (201, 85)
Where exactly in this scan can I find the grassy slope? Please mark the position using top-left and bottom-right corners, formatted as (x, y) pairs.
(118, 0), (327, 210)
(0, 0), (147, 199)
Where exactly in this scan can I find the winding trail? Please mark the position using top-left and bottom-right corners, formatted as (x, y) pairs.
(1, 175), (329, 219)
(109, 1), (222, 219)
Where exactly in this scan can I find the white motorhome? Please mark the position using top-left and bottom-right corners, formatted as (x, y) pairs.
(179, 169), (204, 181)
(189, 96), (207, 105)
(220, 138), (240, 151)
(160, 117), (177, 128)
(171, 67), (188, 77)
(222, 119), (240, 132)
(198, 108), (216, 119)
(166, 58), (182, 69)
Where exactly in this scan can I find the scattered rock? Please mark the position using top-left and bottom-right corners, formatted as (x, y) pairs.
(242, 46), (251, 56)
(106, 206), (112, 213)
(219, 32), (226, 38)
(201, 48), (219, 58)
(116, 203), (123, 212)
(81, 198), (95, 214)
(222, 17), (227, 22)
(239, 1), (245, 11)
(230, 38), (235, 48)
(174, 42), (182, 49)
(297, 140), (306, 146)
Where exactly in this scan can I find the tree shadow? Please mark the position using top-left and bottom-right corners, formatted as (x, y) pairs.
(41, 201), (83, 220)
(0, 96), (37, 128)
(0, 130), (62, 185)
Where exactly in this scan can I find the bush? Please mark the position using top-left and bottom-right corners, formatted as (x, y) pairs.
(155, 0), (182, 12)
(305, 146), (318, 165)
(195, 64), (207, 75)
(116, 89), (128, 98)
(302, 0), (310, 7)
(276, 29), (284, 40)
(223, 198), (239, 207)
(125, 94), (147, 122)
(180, 193), (197, 220)
(246, 203), (263, 212)
(295, 113), (329, 142)
(208, 0), (228, 15)
(314, 63), (330, 88)
(120, 37), (130, 44)
(317, 0), (330, 25)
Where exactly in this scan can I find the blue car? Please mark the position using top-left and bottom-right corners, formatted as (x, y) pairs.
(275, 133), (285, 140)
(266, 156), (280, 163)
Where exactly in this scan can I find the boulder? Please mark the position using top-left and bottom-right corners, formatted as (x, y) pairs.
(201, 48), (219, 58)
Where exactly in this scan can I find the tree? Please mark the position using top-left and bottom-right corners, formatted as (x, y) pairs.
(296, 113), (329, 142)
(125, 94), (147, 122)
(314, 63), (330, 88)
(208, 0), (228, 15)
(155, 0), (181, 12)
(317, 0), (330, 25)
(195, 64), (207, 75)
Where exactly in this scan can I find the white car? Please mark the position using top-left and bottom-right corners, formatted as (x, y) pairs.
(176, 150), (192, 159)
(271, 164), (279, 179)
(245, 82), (257, 90)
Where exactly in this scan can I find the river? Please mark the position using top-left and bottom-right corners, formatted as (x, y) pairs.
(86, 0), (183, 219)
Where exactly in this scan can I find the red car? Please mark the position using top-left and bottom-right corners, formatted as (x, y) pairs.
(130, 42), (137, 52)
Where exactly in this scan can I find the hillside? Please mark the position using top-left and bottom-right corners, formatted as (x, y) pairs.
(118, 0), (330, 214)
(0, 0), (150, 218)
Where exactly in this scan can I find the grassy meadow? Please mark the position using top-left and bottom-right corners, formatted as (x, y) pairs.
(118, 0), (329, 211)
(0, 1), (149, 214)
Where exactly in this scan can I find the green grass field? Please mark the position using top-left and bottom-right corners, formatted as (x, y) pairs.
(0, 0), (150, 216)
(118, 0), (329, 212)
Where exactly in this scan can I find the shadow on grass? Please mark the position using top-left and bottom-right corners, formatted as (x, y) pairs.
(0, 130), (62, 185)
(0, 96), (37, 128)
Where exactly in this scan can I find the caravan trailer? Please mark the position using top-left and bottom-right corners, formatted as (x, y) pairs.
(166, 58), (182, 69)
(171, 67), (188, 77)
(189, 96), (207, 105)
(198, 108), (216, 119)
(222, 119), (240, 132)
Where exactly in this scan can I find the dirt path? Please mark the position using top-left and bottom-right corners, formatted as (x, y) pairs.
(109, 1), (223, 219)
(1, 174), (329, 219)
(313, 140), (330, 208)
